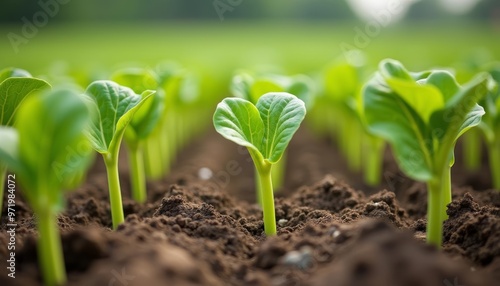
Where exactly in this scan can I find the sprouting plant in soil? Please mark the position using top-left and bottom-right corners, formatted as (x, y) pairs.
(362, 59), (489, 247)
(476, 63), (500, 189)
(230, 72), (313, 202)
(0, 68), (50, 218)
(213, 92), (306, 235)
(112, 68), (164, 203)
(82, 80), (155, 228)
(0, 87), (91, 286)
(317, 55), (386, 186)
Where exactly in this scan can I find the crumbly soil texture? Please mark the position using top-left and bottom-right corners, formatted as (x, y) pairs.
(1, 127), (499, 286)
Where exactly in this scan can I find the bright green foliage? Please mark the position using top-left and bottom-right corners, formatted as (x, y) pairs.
(477, 63), (500, 189)
(363, 59), (489, 247)
(112, 68), (164, 203)
(214, 92), (306, 235)
(0, 87), (91, 286)
(230, 72), (313, 195)
(83, 80), (155, 229)
(319, 57), (385, 185)
(0, 67), (50, 218)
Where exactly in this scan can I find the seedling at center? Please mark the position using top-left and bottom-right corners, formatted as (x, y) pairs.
(213, 92), (306, 235)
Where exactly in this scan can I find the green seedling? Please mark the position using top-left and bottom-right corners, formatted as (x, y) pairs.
(213, 92), (306, 235)
(363, 59), (489, 247)
(112, 68), (164, 203)
(143, 66), (200, 180)
(0, 88), (91, 286)
(231, 72), (313, 202)
(83, 80), (154, 229)
(0, 68), (50, 217)
(321, 58), (385, 185)
(477, 64), (500, 189)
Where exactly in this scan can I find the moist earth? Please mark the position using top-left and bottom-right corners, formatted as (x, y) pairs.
(0, 128), (499, 286)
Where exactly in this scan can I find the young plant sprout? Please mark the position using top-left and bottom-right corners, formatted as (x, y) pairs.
(112, 68), (164, 203)
(362, 59), (489, 247)
(230, 72), (313, 203)
(83, 80), (155, 228)
(321, 57), (385, 186)
(0, 68), (50, 217)
(0, 87), (91, 286)
(477, 64), (500, 189)
(213, 92), (306, 235)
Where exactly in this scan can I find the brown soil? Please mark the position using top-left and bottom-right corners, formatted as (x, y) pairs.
(0, 127), (499, 286)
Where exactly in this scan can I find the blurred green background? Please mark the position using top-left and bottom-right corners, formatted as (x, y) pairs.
(0, 0), (499, 78)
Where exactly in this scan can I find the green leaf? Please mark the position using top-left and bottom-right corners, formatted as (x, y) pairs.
(0, 68), (32, 83)
(256, 92), (306, 163)
(430, 73), (489, 143)
(213, 97), (264, 154)
(379, 59), (413, 81)
(83, 80), (155, 154)
(0, 126), (22, 173)
(111, 68), (163, 140)
(250, 79), (284, 103)
(214, 93), (306, 164)
(425, 71), (460, 102)
(385, 77), (444, 123)
(0, 70), (50, 126)
(230, 72), (254, 101)
(8, 88), (91, 210)
(363, 76), (433, 181)
(324, 62), (359, 101)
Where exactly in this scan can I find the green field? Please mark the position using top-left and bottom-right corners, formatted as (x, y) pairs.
(1, 21), (499, 77)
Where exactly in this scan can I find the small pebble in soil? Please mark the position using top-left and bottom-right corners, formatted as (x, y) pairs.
(278, 219), (288, 227)
(198, 167), (213, 180)
(281, 246), (313, 270)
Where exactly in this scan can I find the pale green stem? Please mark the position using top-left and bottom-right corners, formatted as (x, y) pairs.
(426, 177), (444, 248)
(103, 154), (125, 229)
(37, 209), (66, 286)
(271, 152), (286, 191)
(489, 140), (500, 189)
(346, 118), (362, 172)
(127, 142), (147, 203)
(257, 164), (277, 236)
(363, 139), (384, 186)
(440, 166), (452, 222)
(255, 166), (263, 206)
(463, 130), (481, 171)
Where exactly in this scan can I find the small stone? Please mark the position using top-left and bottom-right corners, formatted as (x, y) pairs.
(281, 246), (313, 270)
(198, 167), (213, 180)
(278, 219), (288, 227)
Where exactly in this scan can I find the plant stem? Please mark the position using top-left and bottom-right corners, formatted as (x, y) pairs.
(271, 152), (286, 191)
(0, 165), (5, 217)
(104, 155), (125, 229)
(255, 166), (263, 206)
(37, 210), (66, 286)
(127, 142), (147, 203)
(463, 130), (481, 171)
(489, 139), (500, 189)
(257, 164), (277, 236)
(441, 166), (452, 222)
(345, 117), (362, 172)
(426, 177), (444, 248)
(363, 137), (384, 186)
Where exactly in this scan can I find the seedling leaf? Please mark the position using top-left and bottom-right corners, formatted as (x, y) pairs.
(256, 92), (306, 163)
(84, 80), (155, 154)
(0, 68), (50, 126)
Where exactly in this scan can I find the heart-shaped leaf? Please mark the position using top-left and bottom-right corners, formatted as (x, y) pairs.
(0, 88), (91, 212)
(214, 92), (306, 165)
(83, 80), (155, 154)
(0, 68), (50, 126)
(112, 69), (164, 140)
